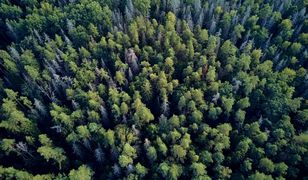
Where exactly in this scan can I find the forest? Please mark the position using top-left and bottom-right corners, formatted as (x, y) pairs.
(0, 0), (307, 179)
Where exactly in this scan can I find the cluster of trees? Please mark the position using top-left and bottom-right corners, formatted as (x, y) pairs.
(0, 0), (307, 179)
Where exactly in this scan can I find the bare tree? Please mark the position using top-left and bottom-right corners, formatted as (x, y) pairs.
(51, 125), (62, 133)
(34, 98), (47, 115)
(232, 79), (242, 93)
(113, 164), (121, 177)
(15, 142), (33, 158)
(161, 99), (170, 116)
(125, 48), (139, 74)
(212, 92), (220, 103)
(94, 146), (105, 163)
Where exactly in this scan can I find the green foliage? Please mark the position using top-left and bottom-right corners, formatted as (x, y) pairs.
(133, 0), (151, 16)
(0, 139), (15, 155)
(146, 146), (157, 162)
(190, 162), (207, 177)
(248, 171), (273, 180)
(259, 158), (275, 173)
(37, 134), (67, 169)
(135, 163), (148, 177)
(132, 98), (154, 127)
(0, 0), (306, 179)
(69, 165), (93, 180)
(0, 50), (19, 75)
(0, 89), (37, 135)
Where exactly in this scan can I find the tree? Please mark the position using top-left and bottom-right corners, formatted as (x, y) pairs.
(221, 96), (235, 113)
(215, 165), (232, 179)
(206, 66), (216, 82)
(206, 35), (218, 58)
(50, 103), (74, 131)
(158, 162), (183, 180)
(299, 33), (308, 45)
(156, 137), (168, 156)
(295, 109), (308, 126)
(132, 97), (154, 127)
(1, 138), (15, 155)
(219, 40), (237, 65)
(68, 1), (111, 28)
(208, 105), (222, 120)
(274, 162), (288, 176)
(166, 12), (176, 31)
(69, 25), (91, 47)
(140, 79), (153, 101)
(0, 2), (22, 19)
(232, 24), (245, 41)
(0, 89), (37, 135)
(258, 158), (275, 174)
(244, 122), (268, 145)
(241, 159), (253, 173)
(237, 97), (250, 109)
(168, 164), (183, 179)
(198, 28), (209, 43)
(146, 146), (157, 162)
(119, 143), (137, 167)
(119, 155), (133, 168)
(0, 1), (306, 179)
(133, 0), (151, 16)
(190, 162), (207, 177)
(191, 110), (203, 123)
(37, 134), (67, 169)
(172, 145), (187, 162)
(0, 166), (34, 179)
(289, 42), (302, 55)
(135, 163), (148, 177)
(0, 50), (19, 75)
(247, 171), (273, 180)
(233, 138), (251, 162)
(235, 109), (246, 124)
(158, 162), (169, 178)
(278, 19), (293, 40)
(129, 22), (139, 44)
(69, 165), (93, 180)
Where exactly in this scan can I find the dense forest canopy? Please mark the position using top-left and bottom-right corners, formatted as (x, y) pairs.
(0, 0), (307, 179)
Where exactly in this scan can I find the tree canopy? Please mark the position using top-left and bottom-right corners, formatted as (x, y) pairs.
(0, 0), (307, 179)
